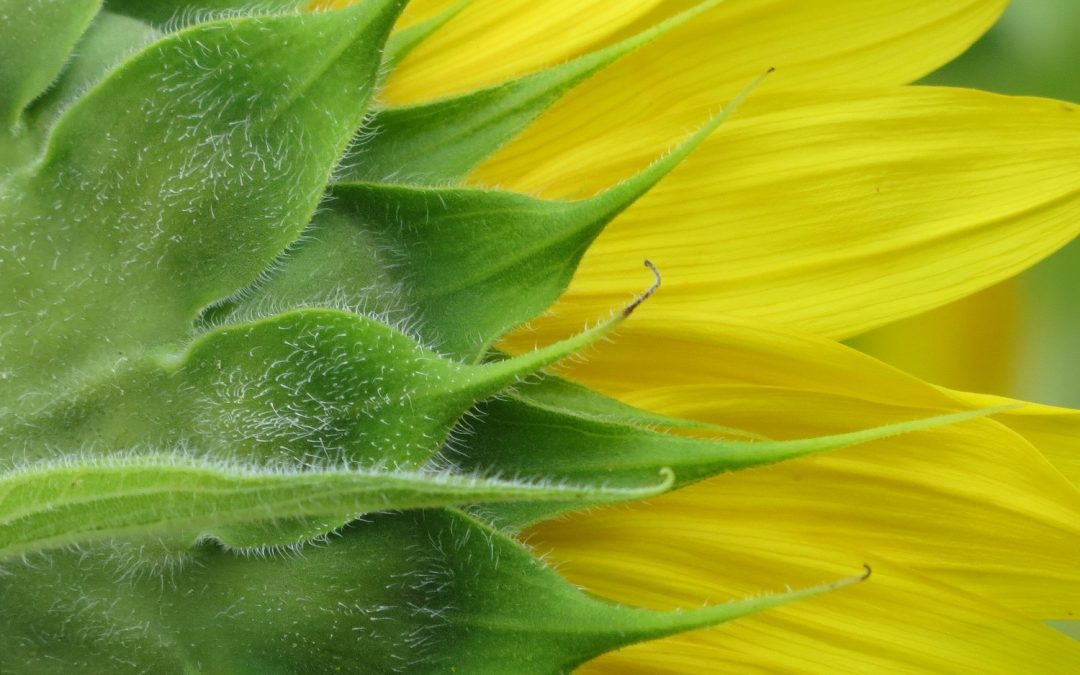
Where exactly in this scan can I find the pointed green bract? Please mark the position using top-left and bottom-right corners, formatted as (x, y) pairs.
(403, 510), (865, 674)
(220, 99), (754, 359)
(459, 397), (1015, 527)
(343, 0), (723, 184)
(0, 454), (672, 558)
(9, 308), (634, 469)
(0, 509), (865, 674)
(509, 372), (750, 433)
(3, 293), (676, 558)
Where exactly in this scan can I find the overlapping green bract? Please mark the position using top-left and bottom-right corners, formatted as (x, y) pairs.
(0, 1), (975, 671)
(0, 509), (863, 674)
(0, 454), (674, 558)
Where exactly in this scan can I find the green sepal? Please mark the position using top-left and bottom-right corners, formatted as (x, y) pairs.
(429, 510), (866, 674)
(0, 453), (672, 559)
(0, 0), (102, 131)
(0, 509), (865, 674)
(0, 1), (404, 402)
(2, 303), (674, 557)
(10, 308), (636, 468)
(218, 97), (751, 360)
(342, 0), (724, 184)
(460, 398), (1016, 527)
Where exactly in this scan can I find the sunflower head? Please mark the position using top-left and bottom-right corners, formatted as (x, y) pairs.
(2, 0), (1079, 672)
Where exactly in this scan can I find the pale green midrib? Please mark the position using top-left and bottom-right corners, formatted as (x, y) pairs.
(449, 581), (857, 637)
(460, 318), (625, 397)
(0, 492), (665, 560)
(468, 421), (807, 479)
(442, 509), (864, 639)
(505, 391), (763, 436)
(0, 472), (411, 527)
(0, 461), (673, 529)
(469, 408), (1017, 488)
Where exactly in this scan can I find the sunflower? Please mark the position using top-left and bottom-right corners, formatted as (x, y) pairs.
(379, 0), (1080, 670)
(2, 0), (1078, 672)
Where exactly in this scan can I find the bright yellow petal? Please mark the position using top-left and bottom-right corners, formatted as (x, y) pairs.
(946, 388), (1080, 489)
(493, 88), (1080, 340)
(516, 311), (1080, 618)
(384, 0), (1005, 105)
(471, 0), (1005, 186)
(532, 507), (1080, 673)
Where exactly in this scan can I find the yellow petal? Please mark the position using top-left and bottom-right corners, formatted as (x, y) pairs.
(532, 507), (1080, 673)
(493, 88), (1080, 340)
(385, 0), (1005, 105)
(510, 311), (942, 400)
(516, 312), (1080, 618)
(629, 384), (1080, 619)
(946, 388), (1080, 489)
(472, 0), (1005, 186)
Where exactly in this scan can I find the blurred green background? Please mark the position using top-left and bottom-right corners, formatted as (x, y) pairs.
(851, 0), (1080, 408)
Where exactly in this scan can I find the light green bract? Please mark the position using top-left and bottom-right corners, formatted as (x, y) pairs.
(0, 1), (999, 672)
